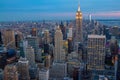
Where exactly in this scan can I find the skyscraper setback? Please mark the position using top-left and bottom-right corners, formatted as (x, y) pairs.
(54, 26), (65, 62)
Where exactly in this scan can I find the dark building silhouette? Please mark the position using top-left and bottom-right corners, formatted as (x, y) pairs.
(73, 66), (79, 80)
(0, 52), (7, 69)
(68, 38), (73, 53)
(0, 31), (3, 45)
(60, 22), (67, 40)
(44, 44), (49, 54)
(117, 54), (120, 80)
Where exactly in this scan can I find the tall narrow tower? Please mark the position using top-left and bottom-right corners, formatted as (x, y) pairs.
(76, 4), (83, 42)
(54, 26), (65, 62)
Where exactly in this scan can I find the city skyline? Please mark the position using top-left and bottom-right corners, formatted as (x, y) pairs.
(0, 0), (120, 21)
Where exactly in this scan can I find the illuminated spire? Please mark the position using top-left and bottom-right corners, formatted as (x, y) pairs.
(78, 5), (80, 11)
(78, 0), (80, 11)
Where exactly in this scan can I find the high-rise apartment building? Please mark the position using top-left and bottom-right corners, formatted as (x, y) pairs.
(87, 35), (106, 70)
(54, 26), (65, 62)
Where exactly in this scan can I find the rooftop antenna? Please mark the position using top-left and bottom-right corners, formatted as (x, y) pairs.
(78, 0), (80, 11)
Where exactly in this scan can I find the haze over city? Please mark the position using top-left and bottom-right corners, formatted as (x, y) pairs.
(0, 0), (120, 21)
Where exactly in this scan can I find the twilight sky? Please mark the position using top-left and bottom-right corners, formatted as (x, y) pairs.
(0, 0), (120, 21)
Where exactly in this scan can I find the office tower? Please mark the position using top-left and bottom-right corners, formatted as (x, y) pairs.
(39, 68), (49, 80)
(44, 44), (49, 54)
(117, 54), (120, 80)
(19, 40), (28, 57)
(68, 38), (73, 53)
(44, 30), (50, 44)
(77, 42), (84, 61)
(54, 26), (65, 62)
(17, 57), (30, 80)
(110, 37), (119, 64)
(89, 14), (92, 22)
(15, 32), (23, 49)
(49, 63), (67, 80)
(111, 26), (119, 37)
(26, 36), (39, 61)
(60, 22), (67, 40)
(67, 27), (72, 39)
(75, 4), (83, 42)
(4, 65), (18, 80)
(26, 36), (39, 54)
(0, 31), (3, 45)
(25, 46), (35, 65)
(87, 35), (106, 70)
(31, 28), (37, 37)
(3, 29), (15, 49)
(110, 37), (119, 56)
(45, 54), (51, 68)
(44, 30), (50, 54)
(36, 48), (42, 62)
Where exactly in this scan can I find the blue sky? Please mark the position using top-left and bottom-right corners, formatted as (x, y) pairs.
(0, 0), (120, 21)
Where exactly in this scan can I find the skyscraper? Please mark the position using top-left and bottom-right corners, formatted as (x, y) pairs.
(39, 68), (49, 80)
(60, 22), (67, 40)
(75, 4), (83, 43)
(26, 36), (39, 54)
(3, 29), (15, 49)
(49, 63), (67, 80)
(17, 57), (30, 80)
(54, 26), (65, 62)
(4, 65), (18, 80)
(15, 32), (23, 49)
(87, 35), (106, 70)
(25, 46), (35, 65)
(26, 36), (39, 61)
(44, 30), (50, 44)
(45, 54), (51, 68)
(0, 31), (3, 45)
(31, 28), (37, 37)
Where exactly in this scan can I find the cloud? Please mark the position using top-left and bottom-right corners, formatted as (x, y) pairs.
(91, 11), (120, 17)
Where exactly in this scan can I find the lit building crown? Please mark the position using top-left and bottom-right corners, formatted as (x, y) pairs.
(76, 4), (82, 19)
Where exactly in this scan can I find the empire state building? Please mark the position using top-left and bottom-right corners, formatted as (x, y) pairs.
(75, 5), (83, 42)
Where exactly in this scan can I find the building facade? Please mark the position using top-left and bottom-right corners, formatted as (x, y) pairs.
(54, 26), (65, 62)
(4, 65), (18, 80)
(25, 46), (35, 65)
(75, 5), (83, 43)
(87, 35), (106, 70)
(17, 57), (30, 80)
